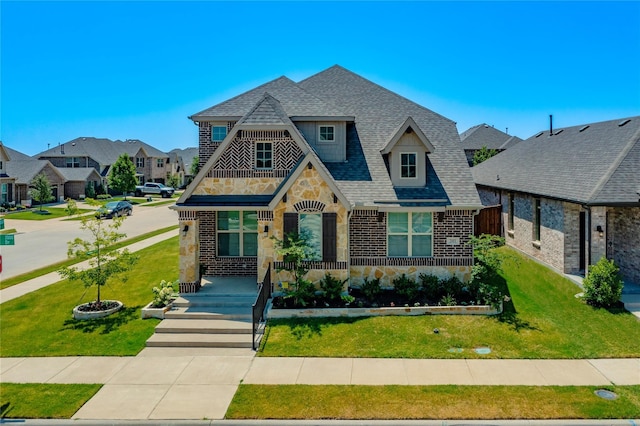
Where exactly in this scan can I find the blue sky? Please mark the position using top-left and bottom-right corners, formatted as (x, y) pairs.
(2, 1), (639, 156)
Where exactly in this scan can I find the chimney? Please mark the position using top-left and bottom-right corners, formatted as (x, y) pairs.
(61, 143), (65, 154)
(549, 114), (553, 135)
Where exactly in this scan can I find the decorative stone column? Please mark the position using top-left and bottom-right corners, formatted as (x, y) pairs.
(179, 210), (200, 293)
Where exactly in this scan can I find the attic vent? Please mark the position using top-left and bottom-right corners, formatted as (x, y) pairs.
(405, 127), (413, 134)
(618, 119), (631, 127)
(579, 125), (590, 132)
(554, 129), (564, 135)
(535, 131), (544, 138)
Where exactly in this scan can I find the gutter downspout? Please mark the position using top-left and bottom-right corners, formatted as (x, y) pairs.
(585, 205), (592, 277)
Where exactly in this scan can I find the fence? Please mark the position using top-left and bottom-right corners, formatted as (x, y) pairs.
(252, 265), (272, 350)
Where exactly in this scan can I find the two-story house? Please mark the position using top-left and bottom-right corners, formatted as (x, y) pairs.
(0, 142), (16, 206)
(174, 66), (481, 293)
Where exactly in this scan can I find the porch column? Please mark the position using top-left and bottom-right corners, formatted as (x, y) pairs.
(179, 211), (200, 293)
(257, 211), (274, 286)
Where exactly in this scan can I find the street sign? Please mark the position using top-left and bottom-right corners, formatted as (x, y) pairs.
(0, 234), (15, 245)
(0, 218), (4, 230)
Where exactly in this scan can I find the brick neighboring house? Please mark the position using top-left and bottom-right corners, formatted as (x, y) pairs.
(35, 137), (171, 195)
(460, 124), (522, 166)
(173, 65), (482, 293)
(472, 116), (640, 286)
(6, 158), (66, 206)
(168, 147), (198, 188)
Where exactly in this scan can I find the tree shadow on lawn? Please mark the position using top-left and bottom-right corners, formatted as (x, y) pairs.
(492, 276), (541, 333)
(60, 306), (141, 335)
(274, 316), (365, 340)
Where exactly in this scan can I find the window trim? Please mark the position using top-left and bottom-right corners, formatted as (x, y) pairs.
(211, 125), (228, 142)
(136, 157), (145, 168)
(318, 125), (335, 143)
(299, 212), (323, 261)
(400, 152), (418, 179)
(533, 198), (541, 242)
(66, 157), (80, 168)
(508, 193), (515, 231)
(216, 210), (258, 257)
(156, 158), (164, 168)
(387, 212), (433, 257)
(255, 142), (273, 170)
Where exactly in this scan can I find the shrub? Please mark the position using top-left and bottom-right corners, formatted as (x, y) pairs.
(320, 273), (347, 302)
(393, 274), (419, 301)
(85, 183), (96, 199)
(96, 194), (112, 200)
(439, 294), (457, 306)
(441, 276), (465, 299)
(419, 273), (441, 301)
(360, 277), (381, 302)
(284, 279), (316, 307)
(583, 257), (624, 308)
(151, 279), (178, 308)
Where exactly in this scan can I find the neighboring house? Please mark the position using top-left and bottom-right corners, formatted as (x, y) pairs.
(472, 116), (640, 286)
(460, 124), (522, 166)
(0, 142), (17, 205)
(35, 137), (171, 192)
(168, 147), (198, 188)
(57, 167), (103, 199)
(6, 158), (66, 206)
(173, 65), (482, 293)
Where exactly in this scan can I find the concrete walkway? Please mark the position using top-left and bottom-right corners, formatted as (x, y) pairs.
(1, 352), (639, 420)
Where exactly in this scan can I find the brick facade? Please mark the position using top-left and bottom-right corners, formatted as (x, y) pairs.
(610, 207), (640, 284)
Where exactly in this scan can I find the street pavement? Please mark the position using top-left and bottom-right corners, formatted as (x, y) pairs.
(0, 200), (178, 279)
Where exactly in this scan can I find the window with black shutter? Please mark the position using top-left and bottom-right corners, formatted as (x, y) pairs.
(322, 212), (337, 262)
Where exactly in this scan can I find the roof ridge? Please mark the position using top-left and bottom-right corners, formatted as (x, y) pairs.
(588, 125), (640, 203)
(236, 92), (292, 126)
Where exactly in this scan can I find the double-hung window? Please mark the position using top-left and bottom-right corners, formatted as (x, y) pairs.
(66, 157), (80, 168)
(136, 158), (145, 168)
(1, 183), (7, 203)
(533, 199), (541, 241)
(508, 193), (515, 231)
(256, 142), (273, 170)
(319, 125), (335, 142)
(400, 153), (417, 178)
(217, 211), (258, 256)
(387, 212), (433, 257)
(299, 213), (322, 261)
(156, 159), (164, 168)
(212, 126), (227, 142)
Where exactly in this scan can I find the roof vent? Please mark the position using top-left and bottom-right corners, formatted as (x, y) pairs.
(554, 129), (564, 135)
(618, 119), (631, 127)
(579, 125), (590, 132)
(535, 131), (544, 138)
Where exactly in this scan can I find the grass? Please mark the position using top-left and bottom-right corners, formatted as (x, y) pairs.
(227, 385), (640, 420)
(0, 228), (17, 234)
(259, 247), (640, 359)
(0, 236), (179, 357)
(0, 225), (178, 290)
(3, 207), (93, 220)
(0, 383), (102, 419)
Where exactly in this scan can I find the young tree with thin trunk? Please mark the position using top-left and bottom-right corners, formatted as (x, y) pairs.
(29, 173), (54, 211)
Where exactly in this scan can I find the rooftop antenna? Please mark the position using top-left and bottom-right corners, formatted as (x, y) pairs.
(506, 127), (509, 135)
(549, 114), (553, 135)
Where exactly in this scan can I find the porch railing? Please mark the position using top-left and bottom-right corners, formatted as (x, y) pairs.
(252, 265), (272, 350)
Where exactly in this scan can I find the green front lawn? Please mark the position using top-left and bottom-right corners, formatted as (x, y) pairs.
(0, 236), (179, 357)
(0, 384), (101, 419)
(259, 247), (640, 359)
(227, 385), (640, 420)
(3, 207), (93, 220)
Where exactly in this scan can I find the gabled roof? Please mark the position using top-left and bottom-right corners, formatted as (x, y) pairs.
(3, 145), (33, 161)
(35, 137), (168, 165)
(460, 124), (522, 150)
(298, 65), (481, 207)
(190, 76), (353, 121)
(169, 147), (198, 173)
(237, 93), (294, 127)
(6, 159), (66, 184)
(381, 116), (436, 155)
(472, 116), (640, 206)
(57, 167), (102, 181)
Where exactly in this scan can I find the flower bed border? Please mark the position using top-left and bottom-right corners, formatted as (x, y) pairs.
(141, 301), (174, 319)
(72, 300), (123, 320)
(267, 302), (501, 319)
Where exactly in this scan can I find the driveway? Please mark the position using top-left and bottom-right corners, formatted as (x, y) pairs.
(0, 202), (178, 280)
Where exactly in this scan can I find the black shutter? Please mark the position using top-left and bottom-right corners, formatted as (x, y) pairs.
(283, 213), (298, 244)
(322, 212), (337, 262)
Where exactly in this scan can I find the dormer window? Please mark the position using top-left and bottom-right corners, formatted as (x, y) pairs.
(319, 125), (335, 142)
(212, 126), (227, 142)
(256, 142), (273, 170)
(400, 153), (417, 178)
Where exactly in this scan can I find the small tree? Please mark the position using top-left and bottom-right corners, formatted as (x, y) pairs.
(473, 146), (498, 166)
(108, 153), (137, 200)
(166, 173), (180, 189)
(29, 173), (54, 211)
(190, 156), (200, 176)
(272, 231), (316, 307)
(583, 257), (624, 308)
(58, 215), (138, 309)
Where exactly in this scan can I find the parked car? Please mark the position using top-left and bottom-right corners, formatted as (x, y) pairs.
(97, 201), (133, 218)
(134, 182), (175, 198)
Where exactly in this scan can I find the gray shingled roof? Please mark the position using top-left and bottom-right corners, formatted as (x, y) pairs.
(190, 76), (352, 120)
(3, 145), (33, 161)
(237, 93), (292, 126)
(472, 116), (640, 206)
(460, 124), (522, 150)
(57, 167), (101, 181)
(169, 147), (198, 173)
(5, 159), (62, 184)
(34, 137), (168, 165)
(298, 65), (481, 207)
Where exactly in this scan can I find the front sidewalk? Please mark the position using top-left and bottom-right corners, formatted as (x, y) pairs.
(1, 353), (638, 421)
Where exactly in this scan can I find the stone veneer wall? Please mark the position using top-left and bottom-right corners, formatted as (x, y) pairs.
(349, 209), (474, 287)
(610, 207), (640, 285)
(179, 210), (200, 293)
